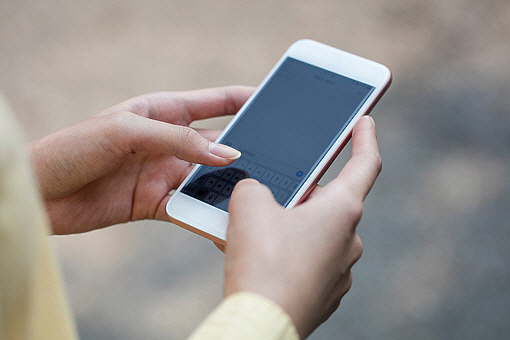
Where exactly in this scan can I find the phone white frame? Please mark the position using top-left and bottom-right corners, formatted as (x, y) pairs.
(166, 39), (392, 244)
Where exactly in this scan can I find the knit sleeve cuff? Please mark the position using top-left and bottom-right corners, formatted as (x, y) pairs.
(188, 291), (299, 340)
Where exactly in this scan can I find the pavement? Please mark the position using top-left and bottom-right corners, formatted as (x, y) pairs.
(1, 1), (509, 339)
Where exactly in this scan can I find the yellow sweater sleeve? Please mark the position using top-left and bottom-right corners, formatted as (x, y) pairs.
(0, 96), (78, 340)
(188, 292), (300, 340)
(0, 94), (298, 340)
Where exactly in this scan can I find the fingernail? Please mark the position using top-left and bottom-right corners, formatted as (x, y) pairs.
(209, 142), (241, 160)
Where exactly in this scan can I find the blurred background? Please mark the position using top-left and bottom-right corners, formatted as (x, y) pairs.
(1, 1), (509, 339)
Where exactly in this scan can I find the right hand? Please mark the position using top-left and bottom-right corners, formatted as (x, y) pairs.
(223, 116), (382, 338)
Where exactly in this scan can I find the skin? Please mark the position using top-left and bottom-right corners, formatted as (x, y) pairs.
(28, 86), (381, 338)
(224, 116), (381, 338)
(28, 86), (254, 234)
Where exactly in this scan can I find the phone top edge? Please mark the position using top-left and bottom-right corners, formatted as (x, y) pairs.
(287, 39), (385, 66)
(284, 39), (391, 88)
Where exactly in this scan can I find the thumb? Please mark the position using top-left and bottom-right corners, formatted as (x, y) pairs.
(109, 112), (241, 166)
(227, 179), (279, 233)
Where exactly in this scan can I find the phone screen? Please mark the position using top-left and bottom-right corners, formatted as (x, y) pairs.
(181, 57), (375, 211)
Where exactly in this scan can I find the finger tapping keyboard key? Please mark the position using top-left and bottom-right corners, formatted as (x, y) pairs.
(232, 171), (246, 184)
(185, 164), (295, 208)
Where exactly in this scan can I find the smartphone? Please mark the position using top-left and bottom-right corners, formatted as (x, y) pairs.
(166, 39), (391, 244)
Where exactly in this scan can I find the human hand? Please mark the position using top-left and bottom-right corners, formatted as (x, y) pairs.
(28, 86), (254, 234)
(223, 116), (382, 338)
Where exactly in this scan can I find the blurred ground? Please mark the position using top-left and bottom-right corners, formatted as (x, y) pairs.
(1, 1), (510, 339)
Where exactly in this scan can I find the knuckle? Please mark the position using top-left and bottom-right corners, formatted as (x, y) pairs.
(173, 126), (205, 157)
(102, 111), (140, 139)
(345, 200), (363, 225)
(171, 126), (207, 159)
(222, 87), (238, 115)
(99, 111), (139, 153)
(105, 110), (135, 126)
(352, 234), (364, 262)
(373, 153), (383, 174)
(178, 126), (199, 145)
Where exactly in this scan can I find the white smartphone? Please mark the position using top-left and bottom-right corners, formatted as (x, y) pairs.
(166, 39), (391, 244)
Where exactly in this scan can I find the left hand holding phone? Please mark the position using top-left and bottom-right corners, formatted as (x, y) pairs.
(28, 86), (253, 234)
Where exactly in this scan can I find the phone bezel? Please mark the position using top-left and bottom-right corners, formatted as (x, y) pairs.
(166, 39), (392, 244)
